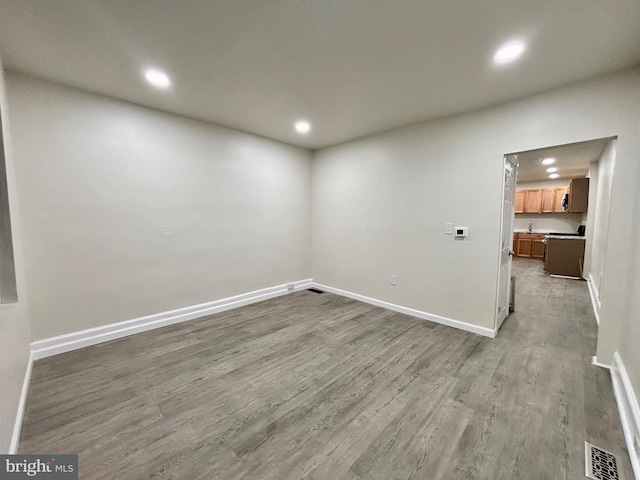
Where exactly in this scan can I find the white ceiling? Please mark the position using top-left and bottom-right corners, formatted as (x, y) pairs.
(514, 138), (611, 183)
(1, 1), (639, 149)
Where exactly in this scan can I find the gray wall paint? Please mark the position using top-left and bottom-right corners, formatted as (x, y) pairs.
(0, 60), (32, 453)
(6, 73), (312, 340)
(312, 68), (640, 370)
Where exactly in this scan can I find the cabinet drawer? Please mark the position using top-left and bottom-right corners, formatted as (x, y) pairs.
(516, 233), (545, 240)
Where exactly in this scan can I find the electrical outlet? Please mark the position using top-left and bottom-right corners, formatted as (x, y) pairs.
(390, 275), (397, 286)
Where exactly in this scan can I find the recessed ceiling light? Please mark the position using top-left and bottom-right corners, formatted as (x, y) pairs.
(295, 121), (311, 134)
(549, 173), (559, 179)
(541, 158), (556, 165)
(493, 41), (526, 64)
(546, 167), (558, 173)
(144, 69), (171, 88)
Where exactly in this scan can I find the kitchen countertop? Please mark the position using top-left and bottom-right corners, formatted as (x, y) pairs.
(513, 230), (585, 240)
(544, 235), (586, 240)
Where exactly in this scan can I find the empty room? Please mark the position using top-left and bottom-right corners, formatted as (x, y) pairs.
(1, 1), (640, 479)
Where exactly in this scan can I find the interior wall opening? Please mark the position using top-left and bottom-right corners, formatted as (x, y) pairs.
(497, 136), (617, 332)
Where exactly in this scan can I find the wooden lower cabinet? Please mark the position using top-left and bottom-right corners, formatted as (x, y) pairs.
(545, 237), (586, 277)
(514, 233), (546, 259)
(532, 238), (545, 258)
(517, 238), (532, 257)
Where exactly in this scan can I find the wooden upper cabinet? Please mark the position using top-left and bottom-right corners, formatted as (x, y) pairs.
(515, 191), (525, 214)
(568, 178), (589, 213)
(515, 186), (570, 214)
(541, 189), (555, 213)
(554, 187), (567, 212)
(524, 189), (542, 213)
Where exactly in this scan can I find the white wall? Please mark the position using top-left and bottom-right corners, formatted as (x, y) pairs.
(312, 120), (501, 331)
(6, 73), (312, 340)
(312, 68), (640, 357)
(516, 178), (570, 190)
(0, 61), (32, 452)
(621, 162), (640, 412)
(4, 65), (640, 454)
(513, 214), (583, 234)
(583, 161), (599, 278)
(586, 139), (616, 301)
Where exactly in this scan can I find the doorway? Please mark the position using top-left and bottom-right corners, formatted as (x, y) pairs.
(496, 137), (616, 332)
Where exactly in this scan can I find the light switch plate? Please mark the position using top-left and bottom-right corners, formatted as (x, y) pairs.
(445, 223), (454, 235)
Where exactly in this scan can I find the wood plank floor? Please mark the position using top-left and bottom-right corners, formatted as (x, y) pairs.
(19, 258), (633, 479)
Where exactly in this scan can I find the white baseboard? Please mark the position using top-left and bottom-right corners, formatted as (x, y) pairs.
(17, 278), (493, 453)
(31, 279), (313, 360)
(611, 351), (640, 479)
(30, 278), (495, 361)
(9, 351), (33, 454)
(586, 273), (601, 326)
(312, 283), (496, 338)
(549, 274), (582, 280)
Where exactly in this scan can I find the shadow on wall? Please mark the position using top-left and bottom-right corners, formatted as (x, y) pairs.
(0, 105), (17, 304)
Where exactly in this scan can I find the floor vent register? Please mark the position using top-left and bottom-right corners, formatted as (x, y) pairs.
(585, 441), (622, 480)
